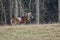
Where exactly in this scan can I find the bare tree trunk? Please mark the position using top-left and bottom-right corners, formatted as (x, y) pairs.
(36, 0), (40, 24)
(1, 0), (7, 25)
(29, 0), (31, 11)
(19, 0), (24, 17)
(14, 0), (18, 18)
(9, 0), (13, 23)
(3, 7), (7, 24)
(42, 0), (45, 23)
(20, 0), (22, 16)
(1, 0), (3, 25)
(58, 0), (60, 22)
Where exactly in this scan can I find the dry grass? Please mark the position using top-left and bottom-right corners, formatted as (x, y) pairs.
(0, 23), (60, 40)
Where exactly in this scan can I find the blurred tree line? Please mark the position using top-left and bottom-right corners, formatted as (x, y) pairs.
(0, 0), (58, 25)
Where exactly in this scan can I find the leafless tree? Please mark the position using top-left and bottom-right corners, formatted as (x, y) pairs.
(14, 0), (18, 18)
(58, 0), (60, 22)
(36, 0), (40, 24)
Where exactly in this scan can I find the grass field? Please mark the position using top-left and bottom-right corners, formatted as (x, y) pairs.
(0, 24), (60, 40)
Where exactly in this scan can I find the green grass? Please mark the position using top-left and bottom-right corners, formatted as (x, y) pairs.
(0, 24), (60, 40)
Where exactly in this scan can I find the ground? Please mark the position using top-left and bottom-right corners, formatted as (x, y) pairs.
(0, 23), (60, 40)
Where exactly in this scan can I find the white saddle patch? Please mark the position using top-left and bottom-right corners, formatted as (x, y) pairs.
(17, 17), (21, 21)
